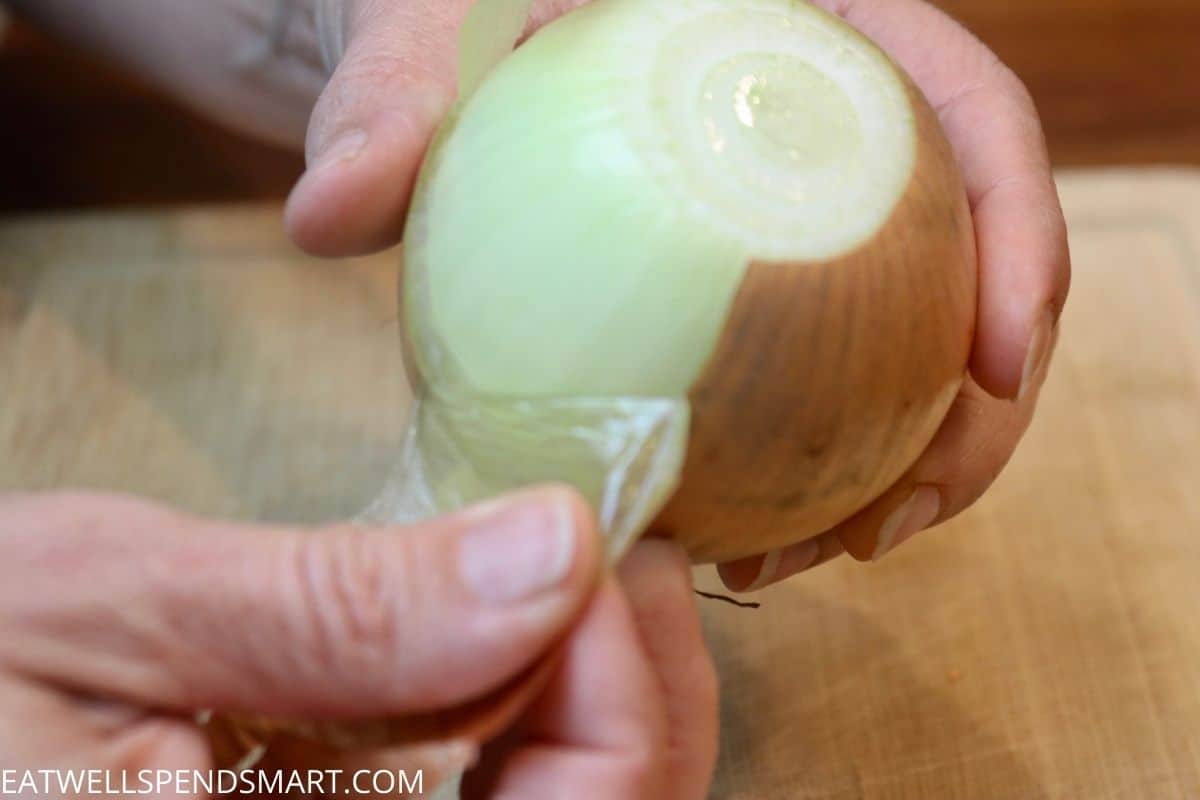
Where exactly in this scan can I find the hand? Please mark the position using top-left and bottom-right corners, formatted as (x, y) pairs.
(718, 0), (1071, 590)
(281, 0), (1068, 583)
(0, 488), (717, 798)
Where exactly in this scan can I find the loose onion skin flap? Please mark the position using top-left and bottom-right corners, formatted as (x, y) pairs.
(360, 395), (690, 562)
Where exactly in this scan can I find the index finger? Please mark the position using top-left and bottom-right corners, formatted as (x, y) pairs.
(462, 578), (669, 799)
(816, 0), (1071, 399)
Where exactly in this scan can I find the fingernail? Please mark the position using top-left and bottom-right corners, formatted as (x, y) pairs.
(726, 538), (821, 593)
(459, 496), (576, 605)
(742, 549), (784, 593)
(1018, 310), (1055, 401)
(872, 486), (941, 562)
(310, 128), (368, 173)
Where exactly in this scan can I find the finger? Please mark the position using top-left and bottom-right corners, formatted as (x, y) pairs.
(717, 532), (844, 593)
(837, 348), (1055, 562)
(0, 676), (213, 779)
(0, 486), (601, 719)
(615, 540), (718, 799)
(815, 0), (1070, 399)
(285, 0), (471, 257)
(286, 0), (587, 258)
(463, 577), (668, 800)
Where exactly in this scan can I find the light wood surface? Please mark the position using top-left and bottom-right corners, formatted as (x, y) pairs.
(3, 169), (1200, 798)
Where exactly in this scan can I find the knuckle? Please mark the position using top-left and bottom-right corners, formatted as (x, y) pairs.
(923, 387), (1030, 515)
(618, 739), (665, 800)
(992, 61), (1036, 109)
(950, 422), (1022, 510)
(958, 464), (1004, 510)
(338, 47), (415, 90)
(290, 527), (404, 675)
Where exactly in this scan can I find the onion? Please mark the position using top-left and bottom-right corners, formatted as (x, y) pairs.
(389, 0), (977, 563)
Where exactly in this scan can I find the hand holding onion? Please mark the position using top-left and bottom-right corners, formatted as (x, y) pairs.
(26, 0), (1067, 581)
(289, 0), (1069, 582)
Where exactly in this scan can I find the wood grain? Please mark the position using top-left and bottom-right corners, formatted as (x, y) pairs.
(2, 168), (1200, 797)
(935, 0), (1200, 166)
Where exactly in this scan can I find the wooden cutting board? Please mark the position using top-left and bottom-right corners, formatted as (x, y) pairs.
(3, 169), (1199, 799)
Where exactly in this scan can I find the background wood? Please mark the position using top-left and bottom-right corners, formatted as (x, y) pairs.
(936, 0), (1200, 165)
(3, 168), (1200, 798)
(1, 0), (1199, 213)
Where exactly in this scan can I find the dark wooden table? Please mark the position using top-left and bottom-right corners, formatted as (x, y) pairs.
(2, 0), (1198, 212)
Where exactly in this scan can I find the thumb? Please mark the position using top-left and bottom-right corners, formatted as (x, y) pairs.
(2, 487), (601, 720)
(284, 0), (474, 257)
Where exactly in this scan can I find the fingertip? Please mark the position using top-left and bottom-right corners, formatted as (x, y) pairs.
(536, 483), (605, 594)
(835, 482), (928, 562)
(969, 327), (1025, 400)
(1017, 307), (1058, 401)
(456, 485), (605, 617)
(971, 301), (1061, 401)
(284, 112), (430, 258)
(717, 537), (825, 593)
(717, 551), (773, 593)
(967, 164), (1070, 401)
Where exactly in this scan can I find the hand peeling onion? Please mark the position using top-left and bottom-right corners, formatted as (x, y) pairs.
(210, 0), (976, 777)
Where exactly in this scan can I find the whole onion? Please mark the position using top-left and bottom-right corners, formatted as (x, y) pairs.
(393, 0), (976, 563)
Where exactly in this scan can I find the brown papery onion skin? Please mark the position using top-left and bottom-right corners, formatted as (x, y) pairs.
(657, 78), (977, 564)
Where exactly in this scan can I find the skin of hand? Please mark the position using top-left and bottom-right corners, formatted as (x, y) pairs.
(11, 0), (1067, 647)
(0, 487), (718, 799)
